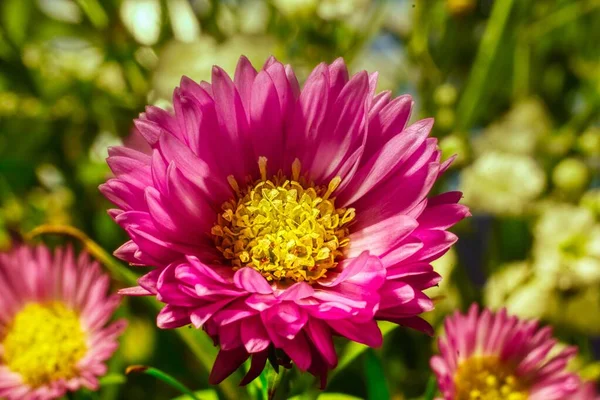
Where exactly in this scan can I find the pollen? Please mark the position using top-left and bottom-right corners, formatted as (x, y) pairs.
(454, 356), (528, 400)
(211, 158), (355, 284)
(2, 302), (88, 388)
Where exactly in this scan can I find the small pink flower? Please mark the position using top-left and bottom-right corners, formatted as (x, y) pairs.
(0, 246), (126, 400)
(101, 56), (469, 386)
(573, 382), (600, 400)
(431, 304), (583, 400)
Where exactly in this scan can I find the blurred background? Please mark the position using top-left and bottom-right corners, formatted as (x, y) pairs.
(0, 0), (599, 399)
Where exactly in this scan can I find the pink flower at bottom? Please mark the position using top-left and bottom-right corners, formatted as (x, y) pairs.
(431, 304), (584, 400)
(101, 56), (470, 386)
(0, 246), (126, 400)
(573, 382), (600, 400)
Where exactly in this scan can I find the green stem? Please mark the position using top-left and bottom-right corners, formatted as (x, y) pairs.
(527, 0), (600, 39)
(423, 375), (438, 400)
(456, 0), (516, 131)
(126, 366), (201, 400)
(512, 29), (530, 100)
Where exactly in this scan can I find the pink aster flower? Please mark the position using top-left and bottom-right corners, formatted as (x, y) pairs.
(431, 304), (582, 400)
(100, 56), (469, 385)
(0, 246), (126, 400)
(574, 382), (600, 400)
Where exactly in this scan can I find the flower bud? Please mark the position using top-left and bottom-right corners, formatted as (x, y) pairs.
(552, 158), (589, 193)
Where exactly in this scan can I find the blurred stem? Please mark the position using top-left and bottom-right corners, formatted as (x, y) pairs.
(25, 225), (243, 400)
(410, 1), (442, 87)
(75, 0), (109, 29)
(345, 1), (387, 65)
(26, 224), (139, 283)
(527, 0), (600, 39)
(456, 0), (516, 131)
(512, 29), (530, 100)
(126, 366), (201, 400)
(267, 367), (288, 400)
(423, 375), (437, 400)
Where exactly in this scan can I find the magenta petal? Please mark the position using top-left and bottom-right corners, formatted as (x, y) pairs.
(189, 298), (236, 328)
(117, 286), (151, 296)
(250, 70), (284, 169)
(263, 303), (307, 340)
(339, 118), (433, 206)
(321, 251), (385, 290)
(157, 305), (190, 329)
(305, 319), (337, 366)
(241, 317), (271, 353)
(233, 268), (274, 294)
(240, 350), (269, 386)
(347, 214), (418, 257)
(328, 319), (383, 348)
(280, 331), (312, 371)
(234, 55), (258, 112)
(208, 347), (250, 385)
(278, 282), (314, 301)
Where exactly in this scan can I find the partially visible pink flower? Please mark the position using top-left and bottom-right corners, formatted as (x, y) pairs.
(0, 246), (126, 400)
(101, 56), (469, 386)
(573, 382), (600, 400)
(431, 304), (581, 400)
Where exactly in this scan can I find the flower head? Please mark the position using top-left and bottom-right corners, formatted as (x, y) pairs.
(573, 382), (600, 400)
(460, 151), (545, 216)
(101, 56), (469, 385)
(0, 246), (126, 400)
(431, 304), (581, 400)
(533, 203), (600, 289)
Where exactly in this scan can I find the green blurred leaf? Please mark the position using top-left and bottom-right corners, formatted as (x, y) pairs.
(363, 349), (390, 400)
(98, 373), (127, 386)
(423, 375), (437, 400)
(126, 366), (201, 400)
(1, 0), (31, 46)
(317, 395), (362, 400)
(75, 0), (108, 29)
(288, 394), (362, 400)
(171, 390), (219, 400)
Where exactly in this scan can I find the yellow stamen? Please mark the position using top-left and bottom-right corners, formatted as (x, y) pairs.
(2, 302), (87, 388)
(258, 156), (268, 181)
(454, 356), (528, 400)
(212, 158), (355, 284)
(291, 158), (301, 182)
(227, 175), (240, 195)
(323, 177), (341, 200)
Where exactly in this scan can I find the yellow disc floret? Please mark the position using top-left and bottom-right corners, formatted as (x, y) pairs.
(212, 157), (355, 284)
(2, 302), (88, 387)
(454, 356), (528, 400)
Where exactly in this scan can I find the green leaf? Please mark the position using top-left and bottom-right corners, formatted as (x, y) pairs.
(170, 389), (219, 400)
(75, 0), (108, 29)
(1, 0), (32, 46)
(126, 366), (200, 400)
(423, 375), (437, 400)
(98, 373), (126, 386)
(363, 349), (390, 400)
(288, 394), (362, 400)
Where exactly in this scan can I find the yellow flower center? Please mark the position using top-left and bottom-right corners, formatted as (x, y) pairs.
(2, 302), (88, 388)
(454, 356), (528, 400)
(212, 157), (355, 284)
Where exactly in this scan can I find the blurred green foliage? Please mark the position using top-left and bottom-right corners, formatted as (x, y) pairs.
(0, 0), (599, 399)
